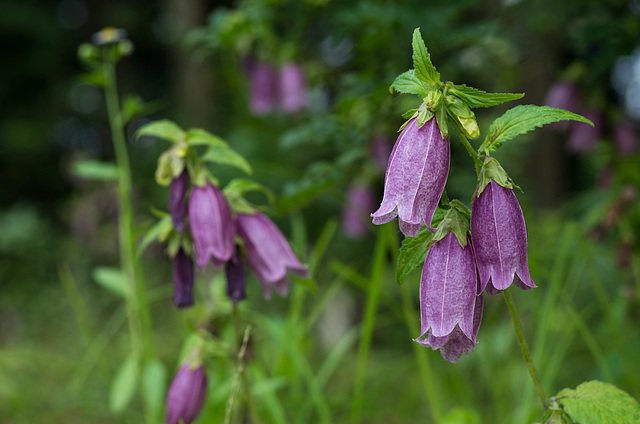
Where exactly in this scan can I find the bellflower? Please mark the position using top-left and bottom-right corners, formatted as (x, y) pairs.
(471, 180), (536, 292)
(169, 170), (189, 232)
(613, 120), (638, 156)
(188, 182), (234, 270)
(544, 81), (579, 131)
(371, 117), (450, 236)
(173, 248), (194, 308)
(236, 212), (309, 299)
(567, 109), (602, 153)
(225, 253), (246, 304)
(249, 61), (278, 116)
(342, 182), (376, 238)
(279, 62), (308, 114)
(166, 363), (207, 424)
(414, 232), (482, 363)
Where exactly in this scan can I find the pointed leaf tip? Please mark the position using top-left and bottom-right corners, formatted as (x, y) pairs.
(412, 28), (440, 87)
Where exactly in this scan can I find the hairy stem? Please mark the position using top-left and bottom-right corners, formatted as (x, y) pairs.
(454, 127), (482, 175)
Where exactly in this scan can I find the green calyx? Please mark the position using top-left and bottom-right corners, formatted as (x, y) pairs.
(476, 156), (516, 195)
(432, 200), (471, 248)
(155, 141), (188, 186)
(445, 95), (480, 140)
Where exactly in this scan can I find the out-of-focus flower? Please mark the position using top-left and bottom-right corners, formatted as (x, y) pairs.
(279, 63), (308, 114)
(414, 232), (482, 363)
(249, 61), (278, 116)
(166, 363), (207, 424)
(471, 180), (535, 292)
(189, 182), (234, 269)
(371, 118), (450, 236)
(613, 120), (638, 156)
(544, 81), (580, 131)
(236, 212), (308, 299)
(91, 27), (128, 45)
(567, 109), (602, 153)
(173, 249), (194, 308)
(225, 252), (246, 304)
(370, 135), (392, 172)
(342, 182), (377, 239)
(169, 170), (189, 232)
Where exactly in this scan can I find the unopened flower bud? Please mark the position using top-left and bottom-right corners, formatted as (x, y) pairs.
(166, 363), (207, 424)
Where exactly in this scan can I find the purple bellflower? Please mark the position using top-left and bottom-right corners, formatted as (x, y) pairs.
(236, 212), (309, 299)
(371, 117), (450, 236)
(613, 120), (638, 156)
(166, 363), (207, 424)
(544, 81), (580, 131)
(173, 249), (194, 308)
(567, 109), (602, 153)
(226, 252), (247, 304)
(249, 61), (278, 116)
(188, 182), (234, 270)
(414, 232), (482, 363)
(279, 62), (308, 114)
(471, 179), (536, 292)
(169, 170), (189, 232)
(342, 182), (377, 239)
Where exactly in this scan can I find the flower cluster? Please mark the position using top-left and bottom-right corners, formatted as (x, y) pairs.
(247, 59), (309, 116)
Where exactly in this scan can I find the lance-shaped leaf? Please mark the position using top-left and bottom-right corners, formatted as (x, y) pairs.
(202, 145), (252, 175)
(557, 380), (640, 424)
(390, 70), (433, 97)
(412, 28), (440, 87)
(482, 105), (593, 153)
(186, 128), (228, 147)
(136, 120), (186, 143)
(448, 84), (524, 108)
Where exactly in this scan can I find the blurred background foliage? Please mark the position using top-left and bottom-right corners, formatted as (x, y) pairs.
(1, 0), (639, 423)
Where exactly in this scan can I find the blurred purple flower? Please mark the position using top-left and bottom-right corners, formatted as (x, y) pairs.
(544, 82), (580, 131)
(342, 182), (377, 239)
(370, 135), (392, 172)
(166, 363), (207, 424)
(471, 181), (536, 292)
(249, 61), (278, 116)
(236, 212), (309, 299)
(188, 182), (234, 270)
(414, 232), (482, 363)
(279, 63), (308, 114)
(225, 253), (246, 304)
(371, 118), (450, 236)
(173, 249), (194, 308)
(169, 170), (189, 233)
(613, 120), (638, 156)
(567, 109), (602, 153)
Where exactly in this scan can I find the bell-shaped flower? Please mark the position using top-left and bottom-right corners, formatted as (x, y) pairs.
(249, 61), (278, 116)
(166, 363), (207, 424)
(188, 182), (234, 270)
(371, 117), (450, 236)
(236, 212), (309, 299)
(471, 176), (536, 292)
(279, 62), (308, 114)
(169, 170), (189, 233)
(173, 248), (194, 308)
(342, 182), (376, 239)
(225, 252), (246, 304)
(414, 231), (482, 363)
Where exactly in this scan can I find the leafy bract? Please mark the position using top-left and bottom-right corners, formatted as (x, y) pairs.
(557, 380), (640, 424)
(186, 128), (228, 147)
(448, 84), (524, 108)
(482, 105), (593, 152)
(202, 145), (252, 175)
(390, 70), (432, 97)
(412, 28), (440, 87)
(109, 354), (138, 414)
(136, 119), (186, 143)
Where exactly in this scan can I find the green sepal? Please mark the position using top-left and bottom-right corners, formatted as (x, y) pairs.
(412, 28), (440, 88)
(432, 201), (471, 248)
(136, 119), (186, 143)
(390, 70), (432, 97)
(416, 102), (434, 128)
(402, 108), (419, 119)
(136, 215), (172, 260)
(223, 178), (275, 206)
(447, 83), (524, 108)
(435, 103), (449, 139)
(188, 160), (217, 188)
(445, 95), (480, 139)
(476, 156), (515, 195)
(166, 231), (193, 258)
(155, 142), (188, 186)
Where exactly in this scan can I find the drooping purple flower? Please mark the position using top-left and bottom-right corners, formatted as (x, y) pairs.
(236, 212), (309, 299)
(567, 109), (602, 153)
(169, 170), (189, 232)
(166, 363), (207, 424)
(279, 63), (308, 114)
(414, 232), (482, 363)
(173, 248), (194, 308)
(613, 120), (638, 156)
(249, 61), (278, 116)
(371, 118), (450, 237)
(471, 180), (536, 292)
(342, 182), (377, 239)
(225, 253), (246, 304)
(188, 182), (234, 270)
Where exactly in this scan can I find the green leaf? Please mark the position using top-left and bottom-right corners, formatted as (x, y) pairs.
(136, 216), (172, 259)
(202, 145), (252, 175)
(136, 119), (186, 143)
(557, 380), (640, 424)
(482, 105), (593, 152)
(71, 160), (119, 181)
(292, 275), (318, 295)
(412, 28), (440, 87)
(390, 70), (432, 97)
(121, 96), (163, 125)
(186, 128), (228, 147)
(223, 178), (275, 205)
(448, 84), (524, 108)
(79, 72), (105, 88)
(109, 354), (139, 414)
(141, 359), (168, 420)
(92, 266), (129, 298)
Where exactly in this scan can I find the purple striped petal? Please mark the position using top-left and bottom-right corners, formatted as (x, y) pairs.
(169, 170), (189, 233)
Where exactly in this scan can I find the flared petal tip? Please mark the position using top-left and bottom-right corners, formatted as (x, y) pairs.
(398, 220), (422, 237)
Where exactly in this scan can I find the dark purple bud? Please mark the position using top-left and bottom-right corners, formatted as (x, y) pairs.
(567, 109), (602, 153)
(236, 212), (309, 299)
(613, 120), (638, 156)
(169, 170), (189, 233)
(342, 182), (377, 239)
(471, 180), (535, 292)
(166, 363), (207, 424)
(370, 136), (392, 172)
(279, 63), (308, 114)
(188, 182), (234, 270)
(371, 118), (450, 236)
(226, 254), (246, 304)
(173, 249), (194, 308)
(249, 62), (278, 116)
(414, 233), (482, 363)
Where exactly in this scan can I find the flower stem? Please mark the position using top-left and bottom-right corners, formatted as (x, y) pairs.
(454, 127), (482, 175)
(231, 306), (262, 424)
(503, 289), (547, 407)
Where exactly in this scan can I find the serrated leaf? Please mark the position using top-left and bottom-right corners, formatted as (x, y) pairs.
(186, 128), (228, 147)
(390, 70), (432, 97)
(136, 216), (172, 259)
(136, 120), (185, 143)
(109, 354), (139, 414)
(557, 380), (640, 424)
(141, 359), (167, 420)
(448, 84), (524, 108)
(202, 145), (252, 175)
(412, 28), (440, 87)
(223, 178), (275, 205)
(482, 105), (593, 152)
(71, 160), (119, 181)
(92, 266), (129, 298)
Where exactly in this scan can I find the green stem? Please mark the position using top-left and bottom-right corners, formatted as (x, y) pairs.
(454, 127), (481, 175)
(503, 289), (547, 407)
(232, 307), (262, 424)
